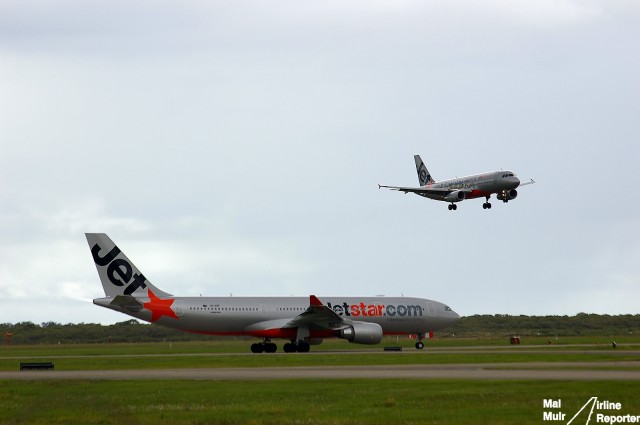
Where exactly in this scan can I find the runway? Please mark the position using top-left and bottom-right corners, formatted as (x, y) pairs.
(2, 362), (640, 381)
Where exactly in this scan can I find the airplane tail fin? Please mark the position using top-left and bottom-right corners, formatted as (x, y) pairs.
(414, 155), (435, 186)
(85, 233), (172, 298)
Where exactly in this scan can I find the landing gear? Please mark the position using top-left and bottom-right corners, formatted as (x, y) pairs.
(447, 203), (457, 211)
(415, 333), (425, 350)
(250, 339), (277, 353)
(283, 341), (310, 353)
(482, 196), (492, 209)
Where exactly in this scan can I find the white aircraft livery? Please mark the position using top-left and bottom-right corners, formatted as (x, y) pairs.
(86, 233), (460, 353)
(379, 155), (534, 210)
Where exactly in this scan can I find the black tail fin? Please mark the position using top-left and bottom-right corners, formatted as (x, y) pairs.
(414, 155), (435, 186)
(86, 233), (172, 298)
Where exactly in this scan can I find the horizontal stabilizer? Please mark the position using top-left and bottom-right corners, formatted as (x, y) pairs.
(93, 295), (143, 313)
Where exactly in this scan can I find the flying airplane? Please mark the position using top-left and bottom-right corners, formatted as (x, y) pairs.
(379, 155), (534, 210)
(86, 233), (460, 353)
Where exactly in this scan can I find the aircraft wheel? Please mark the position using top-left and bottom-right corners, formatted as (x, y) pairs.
(251, 343), (264, 354)
(415, 341), (424, 350)
(283, 343), (297, 353)
(487, 203), (491, 209)
(264, 343), (277, 353)
(452, 204), (457, 210)
(297, 342), (310, 353)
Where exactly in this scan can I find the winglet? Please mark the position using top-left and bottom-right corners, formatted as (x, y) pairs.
(309, 295), (323, 306)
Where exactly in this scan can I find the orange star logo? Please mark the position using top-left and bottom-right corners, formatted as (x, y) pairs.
(143, 289), (179, 322)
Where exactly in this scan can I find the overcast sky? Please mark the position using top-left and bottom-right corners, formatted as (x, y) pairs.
(1, 0), (639, 325)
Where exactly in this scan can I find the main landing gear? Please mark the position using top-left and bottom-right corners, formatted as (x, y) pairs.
(482, 196), (492, 210)
(250, 339), (311, 353)
(250, 339), (277, 353)
(447, 203), (457, 211)
(283, 340), (310, 353)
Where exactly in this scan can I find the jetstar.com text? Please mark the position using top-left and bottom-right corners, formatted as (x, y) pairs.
(326, 302), (424, 317)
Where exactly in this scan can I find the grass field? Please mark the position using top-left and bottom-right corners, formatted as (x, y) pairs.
(1, 379), (637, 424)
(1, 337), (639, 424)
(1, 336), (638, 371)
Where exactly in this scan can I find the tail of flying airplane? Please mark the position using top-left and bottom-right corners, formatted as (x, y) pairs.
(414, 155), (435, 186)
(85, 233), (172, 298)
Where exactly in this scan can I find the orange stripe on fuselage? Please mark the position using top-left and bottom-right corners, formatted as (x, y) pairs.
(466, 189), (491, 199)
(183, 329), (337, 339)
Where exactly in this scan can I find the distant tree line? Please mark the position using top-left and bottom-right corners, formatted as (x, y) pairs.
(448, 313), (639, 338)
(1, 320), (208, 345)
(1, 314), (638, 345)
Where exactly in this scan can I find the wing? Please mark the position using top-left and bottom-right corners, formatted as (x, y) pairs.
(284, 295), (345, 331)
(243, 296), (347, 336)
(378, 184), (470, 196)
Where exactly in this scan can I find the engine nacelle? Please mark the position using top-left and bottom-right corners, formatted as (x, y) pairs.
(338, 322), (383, 345)
(444, 190), (466, 203)
(497, 189), (518, 202)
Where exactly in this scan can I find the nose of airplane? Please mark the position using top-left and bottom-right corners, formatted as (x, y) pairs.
(449, 309), (461, 325)
(438, 303), (461, 327)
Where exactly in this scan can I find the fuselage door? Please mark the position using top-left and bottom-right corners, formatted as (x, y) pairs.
(259, 303), (267, 317)
(174, 301), (185, 317)
(426, 302), (436, 317)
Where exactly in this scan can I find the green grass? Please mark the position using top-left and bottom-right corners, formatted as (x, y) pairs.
(2, 338), (640, 424)
(1, 379), (638, 425)
(1, 337), (638, 371)
(2, 334), (638, 356)
(2, 351), (639, 372)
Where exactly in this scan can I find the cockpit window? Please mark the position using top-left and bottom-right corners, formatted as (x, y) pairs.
(444, 305), (452, 311)
(502, 173), (514, 178)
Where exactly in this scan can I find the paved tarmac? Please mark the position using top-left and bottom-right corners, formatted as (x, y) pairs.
(2, 362), (640, 381)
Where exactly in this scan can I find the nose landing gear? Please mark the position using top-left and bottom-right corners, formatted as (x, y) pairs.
(415, 333), (425, 350)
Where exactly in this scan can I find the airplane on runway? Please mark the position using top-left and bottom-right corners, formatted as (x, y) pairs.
(379, 155), (534, 210)
(86, 233), (460, 353)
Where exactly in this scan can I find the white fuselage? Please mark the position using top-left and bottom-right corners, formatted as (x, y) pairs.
(94, 295), (460, 339)
(421, 171), (520, 201)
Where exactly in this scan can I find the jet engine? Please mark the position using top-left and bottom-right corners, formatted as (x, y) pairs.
(497, 189), (518, 202)
(444, 190), (466, 203)
(338, 322), (383, 344)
